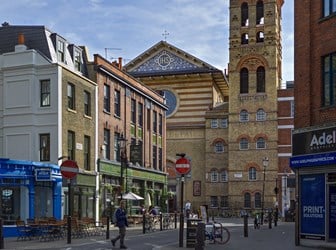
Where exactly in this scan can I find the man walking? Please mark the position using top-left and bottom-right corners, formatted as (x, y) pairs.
(111, 200), (128, 249)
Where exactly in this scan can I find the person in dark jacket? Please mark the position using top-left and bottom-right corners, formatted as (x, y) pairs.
(111, 200), (128, 249)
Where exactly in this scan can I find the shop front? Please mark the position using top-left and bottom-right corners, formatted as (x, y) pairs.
(291, 126), (336, 244)
(0, 158), (62, 237)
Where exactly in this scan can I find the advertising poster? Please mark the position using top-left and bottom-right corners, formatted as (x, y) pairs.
(329, 185), (336, 240)
(300, 174), (325, 238)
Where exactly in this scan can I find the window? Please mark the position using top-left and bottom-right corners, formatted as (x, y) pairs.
(255, 192), (262, 208)
(256, 66), (265, 92)
(210, 196), (218, 208)
(114, 90), (121, 117)
(74, 50), (81, 71)
(153, 111), (157, 133)
(220, 196), (229, 208)
(256, 31), (264, 43)
(103, 129), (110, 160)
(323, 53), (336, 106)
(57, 40), (65, 62)
(159, 114), (163, 135)
(138, 103), (143, 127)
(241, 2), (249, 26)
(239, 138), (249, 150)
(84, 91), (91, 116)
(214, 142), (224, 153)
(220, 118), (228, 128)
(241, 33), (249, 44)
(244, 193), (251, 208)
(211, 119), (218, 128)
(210, 169), (218, 182)
(324, 0), (336, 16)
(152, 145), (157, 169)
(220, 170), (228, 182)
(113, 133), (120, 161)
(248, 167), (257, 180)
(256, 137), (266, 149)
(67, 83), (75, 110)
(84, 135), (90, 170)
(239, 110), (249, 122)
(104, 84), (110, 112)
(131, 99), (136, 123)
(240, 68), (249, 94)
(67, 131), (75, 160)
(40, 80), (50, 107)
(256, 108), (266, 121)
(159, 147), (163, 171)
(256, 0), (264, 24)
(40, 134), (50, 161)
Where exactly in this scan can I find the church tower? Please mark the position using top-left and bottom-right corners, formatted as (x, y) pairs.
(228, 0), (284, 214)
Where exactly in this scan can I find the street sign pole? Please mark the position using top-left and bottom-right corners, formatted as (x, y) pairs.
(179, 174), (185, 247)
(67, 179), (71, 244)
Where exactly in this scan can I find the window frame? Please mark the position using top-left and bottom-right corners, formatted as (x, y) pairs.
(256, 108), (266, 121)
(220, 118), (228, 128)
(248, 167), (257, 180)
(240, 68), (249, 94)
(67, 83), (75, 110)
(239, 138), (249, 150)
(241, 2), (249, 27)
(39, 133), (50, 161)
(323, 52), (336, 106)
(214, 142), (224, 153)
(84, 90), (91, 116)
(210, 169), (219, 182)
(57, 39), (65, 62)
(239, 110), (249, 122)
(131, 99), (136, 124)
(256, 66), (265, 93)
(67, 130), (75, 160)
(255, 192), (262, 208)
(211, 119), (219, 128)
(114, 89), (121, 117)
(220, 170), (228, 182)
(40, 79), (51, 107)
(103, 84), (111, 113)
(323, 0), (336, 17)
(84, 135), (90, 170)
(256, 137), (266, 149)
(244, 192), (251, 208)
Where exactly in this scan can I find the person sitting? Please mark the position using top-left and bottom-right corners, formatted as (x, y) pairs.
(149, 206), (157, 216)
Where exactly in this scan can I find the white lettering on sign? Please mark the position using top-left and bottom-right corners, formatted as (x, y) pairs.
(310, 131), (336, 148)
(60, 166), (79, 173)
(303, 205), (324, 218)
(176, 164), (189, 168)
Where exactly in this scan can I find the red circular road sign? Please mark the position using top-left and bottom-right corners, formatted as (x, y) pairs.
(175, 157), (191, 175)
(60, 160), (79, 179)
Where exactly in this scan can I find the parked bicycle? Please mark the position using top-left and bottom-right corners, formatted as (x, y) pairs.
(205, 222), (230, 244)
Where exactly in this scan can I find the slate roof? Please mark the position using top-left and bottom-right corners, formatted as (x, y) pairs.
(0, 24), (51, 59)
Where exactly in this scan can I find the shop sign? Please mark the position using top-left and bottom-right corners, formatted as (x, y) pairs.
(290, 152), (336, 169)
(35, 168), (52, 181)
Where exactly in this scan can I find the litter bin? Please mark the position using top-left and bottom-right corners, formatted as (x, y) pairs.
(186, 219), (202, 248)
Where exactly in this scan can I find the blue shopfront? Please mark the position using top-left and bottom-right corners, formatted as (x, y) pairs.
(291, 126), (336, 245)
(0, 158), (62, 237)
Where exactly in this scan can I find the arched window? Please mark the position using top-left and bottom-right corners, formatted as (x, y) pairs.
(244, 193), (251, 208)
(220, 170), (228, 182)
(249, 167), (257, 180)
(255, 192), (262, 208)
(240, 68), (249, 94)
(256, 66), (265, 93)
(256, 108), (266, 121)
(256, 31), (264, 43)
(256, 137), (266, 149)
(256, 0), (264, 25)
(241, 2), (249, 27)
(239, 138), (249, 150)
(210, 169), (218, 182)
(241, 33), (249, 44)
(214, 142), (224, 153)
(239, 110), (249, 122)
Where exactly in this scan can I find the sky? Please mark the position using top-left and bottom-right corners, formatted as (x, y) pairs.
(0, 0), (294, 83)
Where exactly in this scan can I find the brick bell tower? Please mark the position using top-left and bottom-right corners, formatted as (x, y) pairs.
(228, 0), (284, 214)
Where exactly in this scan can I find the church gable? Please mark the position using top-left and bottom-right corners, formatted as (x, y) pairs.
(124, 41), (218, 76)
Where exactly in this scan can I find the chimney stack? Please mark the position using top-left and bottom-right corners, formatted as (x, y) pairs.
(15, 33), (27, 52)
(118, 57), (122, 70)
(18, 33), (25, 45)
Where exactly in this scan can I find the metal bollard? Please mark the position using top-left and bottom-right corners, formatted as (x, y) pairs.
(244, 215), (248, 237)
(0, 218), (4, 249)
(175, 212), (177, 229)
(268, 213), (272, 229)
(195, 222), (205, 250)
(67, 216), (72, 244)
(160, 213), (163, 231)
(106, 216), (110, 239)
(179, 213), (184, 247)
(143, 213), (146, 234)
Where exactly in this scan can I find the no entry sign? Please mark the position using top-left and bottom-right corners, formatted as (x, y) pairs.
(60, 160), (79, 179)
(175, 157), (190, 175)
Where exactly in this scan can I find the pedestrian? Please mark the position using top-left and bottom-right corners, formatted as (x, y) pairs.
(111, 200), (128, 249)
(254, 214), (260, 229)
(185, 200), (191, 218)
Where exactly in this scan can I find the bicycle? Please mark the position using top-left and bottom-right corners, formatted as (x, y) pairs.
(205, 222), (230, 244)
(144, 215), (159, 232)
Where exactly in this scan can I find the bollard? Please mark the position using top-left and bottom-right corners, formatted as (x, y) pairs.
(268, 213), (272, 229)
(179, 213), (184, 247)
(175, 212), (177, 229)
(160, 213), (163, 231)
(67, 216), (72, 244)
(195, 222), (205, 250)
(0, 218), (4, 249)
(244, 214), (248, 237)
(143, 213), (146, 234)
(106, 216), (110, 239)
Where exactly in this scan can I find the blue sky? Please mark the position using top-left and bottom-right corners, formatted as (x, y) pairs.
(1, 0), (294, 83)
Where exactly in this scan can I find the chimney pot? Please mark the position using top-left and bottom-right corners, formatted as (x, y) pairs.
(118, 57), (122, 69)
(18, 33), (25, 45)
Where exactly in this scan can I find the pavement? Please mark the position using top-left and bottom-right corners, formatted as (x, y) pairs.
(2, 218), (336, 250)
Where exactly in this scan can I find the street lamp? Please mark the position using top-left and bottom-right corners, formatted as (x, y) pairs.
(261, 157), (269, 225)
(118, 134), (128, 200)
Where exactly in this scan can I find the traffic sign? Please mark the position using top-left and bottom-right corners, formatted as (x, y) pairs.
(175, 157), (191, 175)
(60, 160), (79, 179)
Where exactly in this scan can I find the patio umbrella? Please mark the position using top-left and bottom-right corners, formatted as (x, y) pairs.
(120, 192), (144, 200)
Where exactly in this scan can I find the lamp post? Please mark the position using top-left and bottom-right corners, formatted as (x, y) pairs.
(261, 157), (269, 225)
(118, 134), (127, 200)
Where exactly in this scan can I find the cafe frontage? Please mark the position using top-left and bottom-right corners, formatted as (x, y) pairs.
(290, 125), (336, 244)
(0, 158), (62, 236)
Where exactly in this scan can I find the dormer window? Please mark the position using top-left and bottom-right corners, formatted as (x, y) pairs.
(57, 40), (65, 62)
(74, 49), (81, 71)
